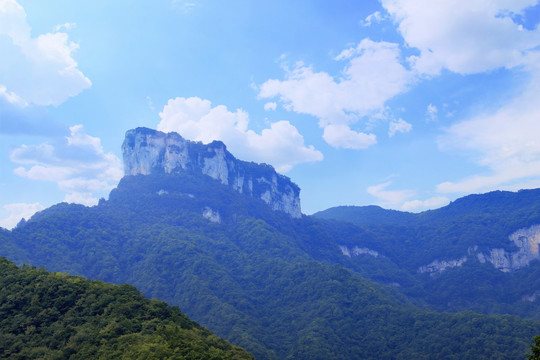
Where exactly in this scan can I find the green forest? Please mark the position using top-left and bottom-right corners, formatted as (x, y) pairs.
(0, 257), (253, 359)
(1, 173), (540, 358)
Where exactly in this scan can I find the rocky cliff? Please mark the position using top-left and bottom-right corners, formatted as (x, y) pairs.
(122, 127), (302, 218)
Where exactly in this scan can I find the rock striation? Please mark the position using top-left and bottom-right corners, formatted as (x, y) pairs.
(122, 127), (302, 218)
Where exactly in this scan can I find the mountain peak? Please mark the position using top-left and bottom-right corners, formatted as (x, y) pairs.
(122, 127), (302, 218)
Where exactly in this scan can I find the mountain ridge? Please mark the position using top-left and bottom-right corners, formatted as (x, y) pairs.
(2, 171), (540, 358)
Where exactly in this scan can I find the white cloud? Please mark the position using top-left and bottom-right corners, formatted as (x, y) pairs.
(381, 0), (540, 75)
(361, 11), (388, 27)
(0, 84), (26, 106)
(157, 97), (323, 172)
(10, 125), (122, 206)
(437, 59), (540, 195)
(323, 124), (376, 150)
(259, 38), (414, 149)
(401, 196), (449, 212)
(53, 22), (76, 32)
(63, 192), (98, 206)
(367, 180), (449, 211)
(0, 0), (90, 106)
(375, 0), (540, 196)
(388, 118), (412, 137)
(264, 102), (277, 111)
(367, 181), (415, 209)
(425, 103), (438, 122)
(0, 202), (44, 230)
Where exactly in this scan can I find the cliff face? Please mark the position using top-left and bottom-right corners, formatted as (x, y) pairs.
(122, 127), (302, 218)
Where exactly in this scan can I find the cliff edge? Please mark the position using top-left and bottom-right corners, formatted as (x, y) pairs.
(122, 127), (302, 218)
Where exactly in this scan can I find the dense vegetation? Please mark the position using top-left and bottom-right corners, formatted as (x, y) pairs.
(0, 257), (253, 359)
(313, 190), (540, 317)
(2, 173), (540, 358)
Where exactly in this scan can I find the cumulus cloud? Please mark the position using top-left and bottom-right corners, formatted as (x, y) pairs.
(259, 38), (414, 149)
(0, 0), (91, 107)
(157, 97), (323, 172)
(388, 118), (412, 137)
(0, 202), (44, 230)
(10, 125), (123, 206)
(381, 0), (540, 75)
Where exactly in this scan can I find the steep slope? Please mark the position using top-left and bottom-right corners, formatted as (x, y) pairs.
(1, 172), (540, 359)
(122, 127), (301, 218)
(0, 257), (253, 359)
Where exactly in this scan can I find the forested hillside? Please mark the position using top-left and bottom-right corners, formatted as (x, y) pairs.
(1, 173), (540, 359)
(0, 257), (253, 359)
(313, 189), (540, 317)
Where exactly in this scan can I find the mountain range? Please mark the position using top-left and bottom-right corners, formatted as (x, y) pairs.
(1, 127), (540, 359)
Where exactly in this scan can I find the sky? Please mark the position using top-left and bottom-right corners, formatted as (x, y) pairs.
(1, 0), (540, 228)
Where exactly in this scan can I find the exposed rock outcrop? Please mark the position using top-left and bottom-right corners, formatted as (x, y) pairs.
(476, 224), (540, 272)
(122, 127), (302, 218)
(418, 225), (540, 274)
(418, 256), (468, 275)
(202, 207), (221, 224)
(339, 245), (381, 258)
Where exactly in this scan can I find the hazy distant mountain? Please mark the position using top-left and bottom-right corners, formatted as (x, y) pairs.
(313, 189), (540, 316)
(1, 128), (540, 359)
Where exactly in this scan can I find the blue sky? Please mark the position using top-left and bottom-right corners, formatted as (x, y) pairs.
(1, 0), (540, 228)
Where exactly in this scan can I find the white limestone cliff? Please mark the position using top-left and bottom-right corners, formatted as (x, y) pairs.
(122, 127), (302, 218)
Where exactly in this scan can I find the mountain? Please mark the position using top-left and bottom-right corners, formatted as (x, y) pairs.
(123, 127), (301, 218)
(1, 128), (540, 358)
(313, 189), (540, 316)
(313, 205), (416, 226)
(0, 256), (253, 359)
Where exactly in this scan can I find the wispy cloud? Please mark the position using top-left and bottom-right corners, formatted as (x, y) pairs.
(360, 11), (389, 27)
(437, 61), (540, 195)
(388, 118), (411, 137)
(425, 104), (438, 122)
(171, 0), (200, 13)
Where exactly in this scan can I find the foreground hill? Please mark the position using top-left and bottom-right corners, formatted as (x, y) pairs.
(0, 257), (253, 359)
(1, 173), (540, 359)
